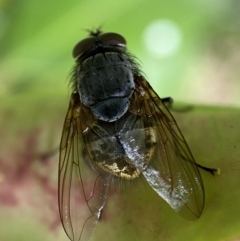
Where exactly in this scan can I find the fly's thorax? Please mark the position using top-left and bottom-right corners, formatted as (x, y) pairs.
(77, 52), (135, 122)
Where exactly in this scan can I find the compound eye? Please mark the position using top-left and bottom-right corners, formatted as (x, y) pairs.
(99, 33), (126, 47)
(72, 37), (95, 59)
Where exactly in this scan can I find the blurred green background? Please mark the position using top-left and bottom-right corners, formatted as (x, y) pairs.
(1, 0), (240, 241)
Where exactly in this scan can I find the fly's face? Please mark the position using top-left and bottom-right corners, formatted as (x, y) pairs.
(59, 29), (217, 241)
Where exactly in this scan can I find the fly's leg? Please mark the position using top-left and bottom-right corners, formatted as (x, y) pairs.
(162, 96), (193, 112)
(196, 163), (220, 176)
(175, 146), (220, 176)
(162, 97), (173, 105)
(180, 153), (220, 176)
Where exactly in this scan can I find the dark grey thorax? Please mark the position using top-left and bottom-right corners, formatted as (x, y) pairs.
(77, 52), (135, 122)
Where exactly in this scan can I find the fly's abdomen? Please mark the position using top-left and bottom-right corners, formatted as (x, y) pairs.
(84, 131), (140, 179)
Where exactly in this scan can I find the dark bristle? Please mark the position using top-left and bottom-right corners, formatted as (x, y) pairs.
(85, 27), (103, 37)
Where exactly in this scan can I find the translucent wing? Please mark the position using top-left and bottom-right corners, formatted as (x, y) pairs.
(59, 93), (111, 241)
(116, 76), (205, 220)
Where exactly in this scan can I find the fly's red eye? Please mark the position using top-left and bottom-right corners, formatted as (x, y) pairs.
(99, 33), (126, 46)
(72, 37), (95, 59)
(72, 32), (126, 59)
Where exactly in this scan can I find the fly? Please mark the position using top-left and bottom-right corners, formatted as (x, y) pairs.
(58, 29), (218, 241)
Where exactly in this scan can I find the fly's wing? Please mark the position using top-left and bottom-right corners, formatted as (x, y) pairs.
(59, 93), (111, 241)
(117, 76), (204, 220)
